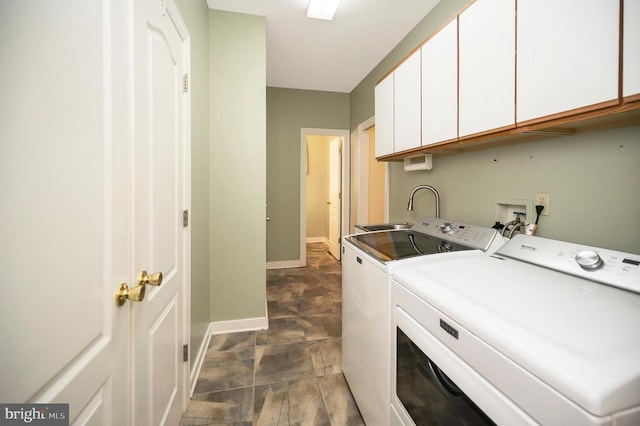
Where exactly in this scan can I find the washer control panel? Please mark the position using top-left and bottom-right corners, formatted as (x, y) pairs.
(497, 234), (640, 294)
(412, 217), (498, 251)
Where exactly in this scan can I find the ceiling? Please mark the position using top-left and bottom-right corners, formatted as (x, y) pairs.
(206, 0), (440, 93)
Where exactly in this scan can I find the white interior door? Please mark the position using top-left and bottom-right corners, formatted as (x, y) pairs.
(328, 138), (342, 260)
(0, 1), (131, 423)
(1, 1), (190, 424)
(132, 0), (190, 424)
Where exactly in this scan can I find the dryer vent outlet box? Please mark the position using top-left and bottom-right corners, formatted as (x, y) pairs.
(404, 154), (432, 171)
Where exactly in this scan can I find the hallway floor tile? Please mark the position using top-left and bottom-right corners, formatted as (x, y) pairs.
(180, 243), (364, 426)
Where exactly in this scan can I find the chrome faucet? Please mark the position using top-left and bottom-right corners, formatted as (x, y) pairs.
(502, 212), (526, 238)
(507, 221), (526, 238)
(407, 185), (440, 218)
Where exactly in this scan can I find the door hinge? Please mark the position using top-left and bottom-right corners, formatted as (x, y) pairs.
(183, 344), (189, 362)
(183, 73), (189, 93)
(183, 210), (189, 227)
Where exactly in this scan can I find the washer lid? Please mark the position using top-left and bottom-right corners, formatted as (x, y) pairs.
(392, 254), (640, 417)
(345, 230), (473, 263)
(345, 217), (500, 263)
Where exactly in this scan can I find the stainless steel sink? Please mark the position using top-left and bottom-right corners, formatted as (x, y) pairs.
(355, 222), (413, 232)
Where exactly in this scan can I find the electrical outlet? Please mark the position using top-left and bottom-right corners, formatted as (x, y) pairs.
(534, 192), (550, 216)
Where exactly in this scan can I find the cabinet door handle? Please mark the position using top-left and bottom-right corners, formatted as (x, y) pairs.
(356, 257), (362, 264)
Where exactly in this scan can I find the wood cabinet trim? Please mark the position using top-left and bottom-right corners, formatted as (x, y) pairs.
(376, 101), (640, 161)
(516, 99), (620, 128)
(624, 94), (640, 104)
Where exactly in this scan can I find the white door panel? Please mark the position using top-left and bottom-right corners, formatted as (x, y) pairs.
(133, 0), (189, 424)
(393, 50), (422, 152)
(517, 0), (619, 121)
(0, 0), (130, 424)
(624, 0), (640, 98)
(374, 75), (394, 157)
(459, 0), (515, 136)
(422, 18), (458, 146)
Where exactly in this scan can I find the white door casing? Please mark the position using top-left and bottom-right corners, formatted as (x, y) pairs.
(355, 117), (389, 226)
(132, 0), (190, 424)
(299, 128), (349, 267)
(0, 1), (131, 423)
(328, 138), (342, 260)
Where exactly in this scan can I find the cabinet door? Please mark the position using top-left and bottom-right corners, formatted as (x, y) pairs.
(624, 0), (640, 99)
(517, 0), (619, 122)
(422, 18), (458, 146)
(459, 0), (515, 137)
(375, 73), (394, 157)
(394, 49), (422, 152)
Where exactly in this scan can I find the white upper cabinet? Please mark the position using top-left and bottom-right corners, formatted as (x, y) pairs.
(624, 0), (640, 99)
(517, 0), (619, 123)
(459, 0), (515, 137)
(374, 72), (394, 157)
(422, 18), (458, 147)
(393, 49), (422, 153)
(374, 0), (634, 159)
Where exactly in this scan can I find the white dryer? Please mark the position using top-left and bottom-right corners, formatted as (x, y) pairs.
(391, 234), (640, 425)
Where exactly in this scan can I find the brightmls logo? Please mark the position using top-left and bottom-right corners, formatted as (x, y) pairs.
(0, 404), (68, 425)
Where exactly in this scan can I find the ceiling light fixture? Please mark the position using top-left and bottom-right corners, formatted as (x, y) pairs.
(307, 0), (340, 20)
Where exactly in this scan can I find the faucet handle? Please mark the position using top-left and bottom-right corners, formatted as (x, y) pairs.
(513, 211), (527, 222)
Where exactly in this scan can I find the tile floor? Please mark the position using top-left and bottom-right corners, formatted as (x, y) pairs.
(180, 243), (365, 426)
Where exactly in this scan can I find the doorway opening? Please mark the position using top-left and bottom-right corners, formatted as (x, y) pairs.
(355, 117), (387, 226)
(300, 128), (350, 263)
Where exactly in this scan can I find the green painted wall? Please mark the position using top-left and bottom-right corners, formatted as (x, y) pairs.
(266, 88), (349, 262)
(174, 0), (210, 367)
(349, 1), (640, 254)
(210, 10), (267, 320)
(388, 127), (640, 253)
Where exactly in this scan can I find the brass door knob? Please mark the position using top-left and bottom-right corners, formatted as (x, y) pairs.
(114, 269), (162, 307)
(138, 270), (163, 287)
(115, 283), (146, 306)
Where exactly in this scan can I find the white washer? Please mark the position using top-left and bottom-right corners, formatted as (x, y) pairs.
(391, 234), (640, 425)
(342, 217), (505, 425)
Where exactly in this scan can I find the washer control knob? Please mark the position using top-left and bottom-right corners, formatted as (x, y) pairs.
(575, 250), (603, 270)
(440, 223), (453, 233)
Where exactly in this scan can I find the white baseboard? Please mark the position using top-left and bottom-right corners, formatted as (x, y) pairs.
(267, 259), (305, 269)
(189, 322), (214, 396)
(306, 237), (328, 244)
(209, 316), (269, 334)
(266, 239), (328, 270)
